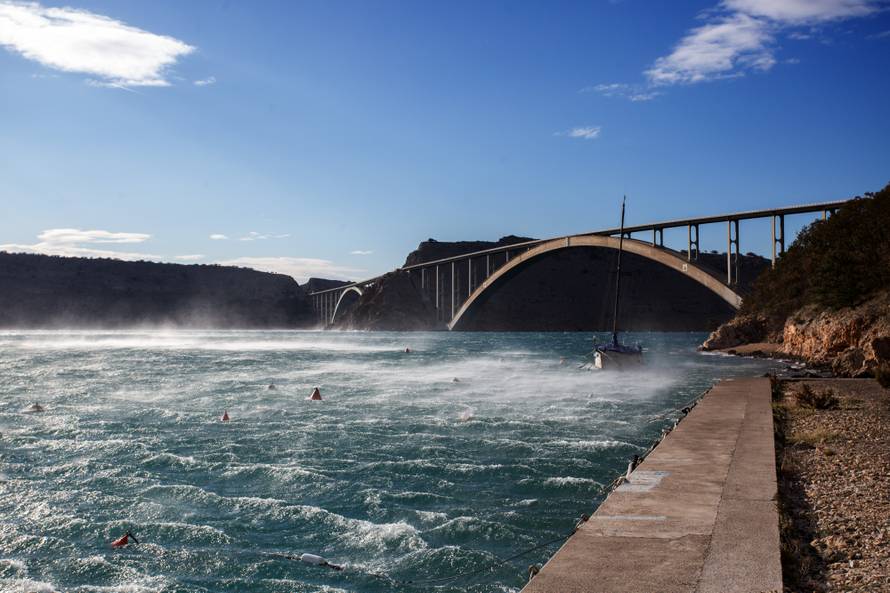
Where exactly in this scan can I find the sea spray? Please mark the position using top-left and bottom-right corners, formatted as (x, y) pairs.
(0, 330), (778, 592)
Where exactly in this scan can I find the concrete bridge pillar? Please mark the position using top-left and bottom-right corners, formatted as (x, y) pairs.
(687, 223), (700, 261)
(468, 258), (473, 297)
(451, 261), (455, 320)
(727, 219), (740, 285)
(652, 227), (664, 247)
(771, 214), (785, 267)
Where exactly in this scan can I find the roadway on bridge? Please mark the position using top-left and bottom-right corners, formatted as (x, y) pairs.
(521, 377), (782, 593)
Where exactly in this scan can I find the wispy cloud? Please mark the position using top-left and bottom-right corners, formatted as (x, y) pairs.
(217, 257), (365, 284)
(583, 83), (661, 102)
(209, 234), (228, 240)
(0, 228), (158, 260)
(238, 231), (291, 241)
(350, 250), (373, 256)
(646, 12), (775, 85)
(646, 0), (883, 86)
(722, 0), (879, 23)
(556, 126), (602, 140)
(0, 0), (194, 87)
(194, 76), (216, 86)
(869, 29), (890, 38)
(174, 254), (204, 261)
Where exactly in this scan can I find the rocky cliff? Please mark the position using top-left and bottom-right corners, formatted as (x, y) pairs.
(702, 293), (890, 376)
(0, 252), (315, 328)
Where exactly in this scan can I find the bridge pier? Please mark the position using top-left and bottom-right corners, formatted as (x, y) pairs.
(687, 223), (699, 261)
(726, 219), (739, 285)
(771, 214), (785, 267)
(652, 227), (663, 247)
(468, 258), (473, 297)
(451, 261), (456, 320)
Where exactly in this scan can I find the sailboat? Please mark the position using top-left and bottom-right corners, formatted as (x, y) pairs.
(593, 197), (643, 370)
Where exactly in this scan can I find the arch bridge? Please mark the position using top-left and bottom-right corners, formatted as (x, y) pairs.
(309, 199), (851, 328)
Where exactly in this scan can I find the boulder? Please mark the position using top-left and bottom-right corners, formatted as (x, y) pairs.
(701, 314), (768, 350)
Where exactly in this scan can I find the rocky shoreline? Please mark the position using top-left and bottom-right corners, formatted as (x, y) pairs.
(701, 292), (890, 377)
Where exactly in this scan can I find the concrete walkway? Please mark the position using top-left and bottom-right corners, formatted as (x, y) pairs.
(521, 377), (782, 593)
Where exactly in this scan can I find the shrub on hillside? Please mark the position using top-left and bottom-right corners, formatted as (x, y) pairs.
(740, 184), (890, 332)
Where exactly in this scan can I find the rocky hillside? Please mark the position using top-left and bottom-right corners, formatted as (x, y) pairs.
(335, 270), (441, 331)
(0, 252), (315, 328)
(404, 235), (536, 266)
(702, 184), (890, 376)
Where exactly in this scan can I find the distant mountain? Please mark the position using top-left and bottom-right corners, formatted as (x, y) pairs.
(304, 277), (351, 293)
(0, 252), (315, 328)
(403, 235), (536, 267)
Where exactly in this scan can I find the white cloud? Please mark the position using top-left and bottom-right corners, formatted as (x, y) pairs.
(557, 126), (601, 140)
(584, 82), (661, 102)
(209, 233), (228, 240)
(0, 227), (158, 260)
(194, 76), (215, 86)
(238, 232), (290, 241)
(350, 250), (373, 256)
(217, 257), (365, 284)
(646, 13), (774, 85)
(0, 0), (194, 87)
(174, 254), (204, 261)
(723, 0), (879, 23)
(646, 0), (882, 86)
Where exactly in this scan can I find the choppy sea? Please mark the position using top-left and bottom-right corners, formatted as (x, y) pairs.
(0, 330), (778, 593)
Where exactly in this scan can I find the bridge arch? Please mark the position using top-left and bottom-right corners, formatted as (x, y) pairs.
(330, 286), (363, 324)
(448, 235), (742, 330)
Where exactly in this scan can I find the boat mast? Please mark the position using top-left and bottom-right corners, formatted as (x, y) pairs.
(611, 197), (626, 347)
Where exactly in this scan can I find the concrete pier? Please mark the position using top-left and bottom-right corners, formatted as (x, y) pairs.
(521, 377), (782, 593)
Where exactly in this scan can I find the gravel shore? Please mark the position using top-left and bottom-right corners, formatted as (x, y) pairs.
(776, 378), (890, 592)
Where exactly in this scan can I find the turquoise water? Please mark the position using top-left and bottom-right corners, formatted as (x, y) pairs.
(0, 331), (778, 593)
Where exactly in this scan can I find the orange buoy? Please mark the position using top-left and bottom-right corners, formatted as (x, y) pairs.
(310, 387), (322, 401)
(111, 531), (139, 548)
(221, 410), (230, 422)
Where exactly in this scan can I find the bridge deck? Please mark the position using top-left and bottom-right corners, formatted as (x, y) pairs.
(521, 377), (782, 593)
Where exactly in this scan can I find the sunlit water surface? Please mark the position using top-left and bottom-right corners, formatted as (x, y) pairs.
(0, 330), (779, 593)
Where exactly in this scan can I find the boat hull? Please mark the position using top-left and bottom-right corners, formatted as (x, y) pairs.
(594, 349), (644, 370)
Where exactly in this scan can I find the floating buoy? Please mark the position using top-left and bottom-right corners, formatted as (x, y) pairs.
(300, 553), (342, 571)
(404, 347), (412, 353)
(309, 387), (322, 401)
(221, 410), (230, 422)
(111, 531), (139, 548)
(268, 384), (276, 390)
(452, 377), (460, 383)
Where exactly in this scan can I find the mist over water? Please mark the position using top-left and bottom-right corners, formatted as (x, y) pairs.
(0, 330), (778, 592)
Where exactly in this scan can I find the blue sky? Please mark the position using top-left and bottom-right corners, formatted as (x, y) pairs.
(1, 0), (888, 282)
